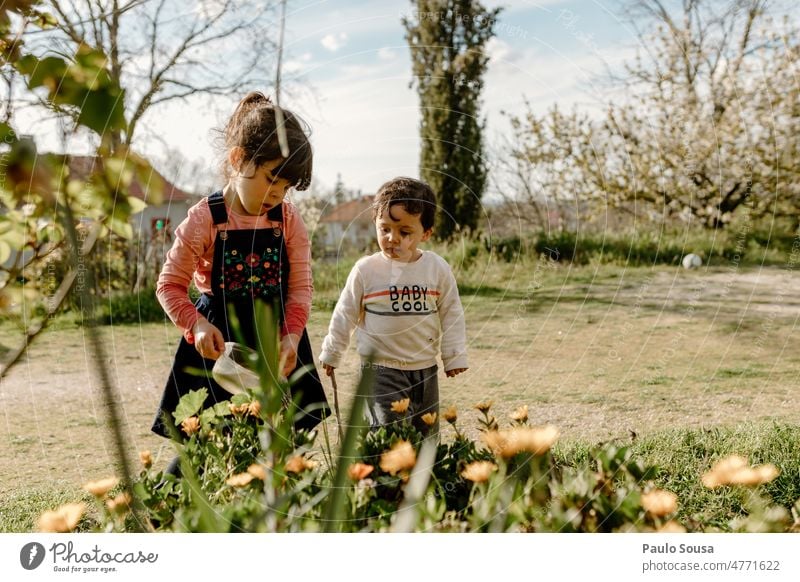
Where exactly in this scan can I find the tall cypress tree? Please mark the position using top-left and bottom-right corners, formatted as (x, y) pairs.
(403, 0), (500, 240)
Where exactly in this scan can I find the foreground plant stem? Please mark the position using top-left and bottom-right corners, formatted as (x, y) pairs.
(59, 197), (144, 531)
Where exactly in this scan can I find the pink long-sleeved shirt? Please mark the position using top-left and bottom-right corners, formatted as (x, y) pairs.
(156, 196), (312, 343)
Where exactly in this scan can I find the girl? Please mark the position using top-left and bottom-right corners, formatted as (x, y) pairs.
(152, 91), (329, 440)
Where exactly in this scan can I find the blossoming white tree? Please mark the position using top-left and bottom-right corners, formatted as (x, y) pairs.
(501, 0), (800, 230)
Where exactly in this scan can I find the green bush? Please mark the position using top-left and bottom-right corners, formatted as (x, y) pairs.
(101, 287), (166, 324)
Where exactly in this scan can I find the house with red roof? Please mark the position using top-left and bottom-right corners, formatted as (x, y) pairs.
(318, 195), (376, 255)
(67, 155), (197, 239)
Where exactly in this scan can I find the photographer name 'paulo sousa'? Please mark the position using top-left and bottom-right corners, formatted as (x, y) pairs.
(643, 543), (714, 554)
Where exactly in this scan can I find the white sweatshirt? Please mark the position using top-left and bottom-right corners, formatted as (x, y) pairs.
(320, 251), (468, 372)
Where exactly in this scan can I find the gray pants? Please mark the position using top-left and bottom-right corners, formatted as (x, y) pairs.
(364, 364), (439, 435)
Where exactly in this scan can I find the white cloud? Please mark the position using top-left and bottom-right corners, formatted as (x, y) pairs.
(283, 52), (314, 73)
(321, 32), (348, 51)
(378, 47), (398, 61)
(486, 38), (515, 64)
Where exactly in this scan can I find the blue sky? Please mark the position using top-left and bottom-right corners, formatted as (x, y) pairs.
(279, 0), (638, 195)
(137, 0), (642, 195)
(19, 0), (642, 195)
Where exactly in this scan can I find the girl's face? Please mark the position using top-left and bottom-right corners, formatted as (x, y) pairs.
(228, 153), (291, 216)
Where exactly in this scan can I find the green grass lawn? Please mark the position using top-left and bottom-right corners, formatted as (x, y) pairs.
(2, 260), (799, 531)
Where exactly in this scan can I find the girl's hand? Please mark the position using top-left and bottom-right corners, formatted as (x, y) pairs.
(280, 333), (301, 377)
(193, 319), (224, 360)
(445, 367), (467, 378)
(322, 363), (335, 377)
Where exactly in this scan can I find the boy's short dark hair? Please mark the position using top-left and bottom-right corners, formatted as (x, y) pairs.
(372, 177), (436, 231)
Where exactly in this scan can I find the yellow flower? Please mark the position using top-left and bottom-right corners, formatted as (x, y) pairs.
(379, 440), (417, 475)
(482, 425), (559, 458)
(247, 464), (267, 481)
(139, 450), (153, 469)
(390, 398), (410, 414)
(37, 503), (85, 532)
(181, 416), (200, 436)
(285, 456), (317, 474)
(106, 492), (132, 514)
(442, 406), (458, 424)
(461, 460), (497, 483)
(247, 400), (262, 418)
(701, 455), (780, 488)
(474, 400), (493, 413)
(227, 472), (255, 487)
(641, 489), (678, 517)
(509, 404), (529, 423)
(421, 412), (437, 426)
(347, 462), (375, 481)
(82, 477), (119, 498)
(657, 520), (686, 533)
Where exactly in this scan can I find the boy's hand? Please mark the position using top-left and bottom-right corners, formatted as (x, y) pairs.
(193, 319), (224, 360)
(322, 363), (336, 377)
(445, 367), (467, 377)
(280, 333), (301, 377)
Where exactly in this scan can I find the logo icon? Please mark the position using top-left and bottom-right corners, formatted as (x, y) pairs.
(20, 542), (46, 570)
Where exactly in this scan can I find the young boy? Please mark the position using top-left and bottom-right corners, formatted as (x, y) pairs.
(319, 177), (467, 434)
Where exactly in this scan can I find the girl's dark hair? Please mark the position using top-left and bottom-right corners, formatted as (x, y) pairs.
(222, 91), (313, 190)
(372, 177), (437, 231)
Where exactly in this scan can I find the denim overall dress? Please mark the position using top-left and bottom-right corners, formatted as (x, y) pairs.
(152, 192), (329, 437)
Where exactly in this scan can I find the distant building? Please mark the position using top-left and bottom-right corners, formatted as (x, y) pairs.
(318, 195), (376, 255)
(67, 155), (196, 238)
(2, 155), (197, 272)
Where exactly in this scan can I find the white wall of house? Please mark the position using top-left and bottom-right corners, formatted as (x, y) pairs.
(131, 201), (192, 239)
(320, 220), (374, 252)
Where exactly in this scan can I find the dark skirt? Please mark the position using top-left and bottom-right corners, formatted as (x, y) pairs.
(152, 294), (329, 437)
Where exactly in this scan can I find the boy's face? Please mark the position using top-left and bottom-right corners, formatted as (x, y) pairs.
(375, 203), (433, 262)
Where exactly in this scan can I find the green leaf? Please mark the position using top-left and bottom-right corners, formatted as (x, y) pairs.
(172, 388), (208, 424)
(127, 196), (146, 214)
(211, 401), (232, 417)
(199, 407), (217, 427)
(74, 87), (126, 135)
(0, 240), (10, 264)
(107, 214), (132, 239)
(230, 393), (251, 406)
(0, 122), (16, 143)
(25, 55), (66, 89)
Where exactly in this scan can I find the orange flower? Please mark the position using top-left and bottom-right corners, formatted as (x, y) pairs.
(139, 450), (153, 469)
(347, 462), (375, 481)
(474, 401), (493, 413)
(390, 398), (410, 414)
(247, 400), (262, 418)
(229, 403), (249, 417)
(181, 416), (200, 436)
(285, 456), (317, 474)
(106, 492), (132, 514)
(247, 464), (267, 481)
(227, 472), (255, 487)
(442, 406), (458, 424)
(379, 440), (417, 475)
(461, 460), (497, 483)
(421, 412), (437, 426)
(482, 425), (559, 458)
(37, 503), (85, 532)
(657, 520), (687, 533)
(82, 477), (119, 497)
(701, 455), (780, 488)
(509, 404), (529, 423)
(641, 489), (678, 517)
